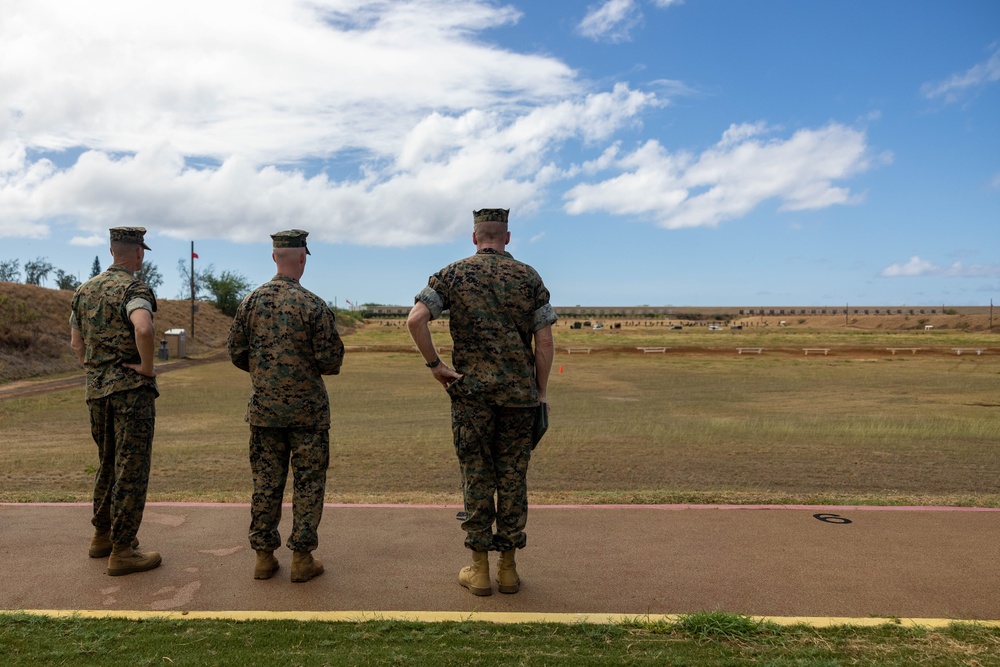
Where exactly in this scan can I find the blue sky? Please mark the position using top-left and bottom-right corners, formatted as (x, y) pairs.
(2, 0), (998, 308)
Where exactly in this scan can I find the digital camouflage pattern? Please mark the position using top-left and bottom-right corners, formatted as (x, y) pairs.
(109, 226), (151, 249)
(416, 246), (556, 552)
(70, 264), (159, 400)
(270, 229), (311, 254)
(473, 208), (509, 224)
(229, 271), (342, 555)
(451, 398), (533, 552)
(89, 387), (156, 545)
(228, 274), (344, 427)
(71, 261), (158, 548)
(248, 426), (329, 552)
(416, 248), (557, 407)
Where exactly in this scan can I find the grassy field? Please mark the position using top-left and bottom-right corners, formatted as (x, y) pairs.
(3, 325), (1000, 665)
(348, 316), (999, 351)
(2, 347), (998, 506)
(2, 612), (999, 666)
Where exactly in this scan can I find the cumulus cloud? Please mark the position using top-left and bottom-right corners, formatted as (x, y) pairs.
(564, 122), (880, 228)
(880, 256), (1000, 278)
(2, 0), (574, 162)
(1, 0), (665, 245)
(1, 0), (874, 249)
(2, 81), (656, 246)
(921, 46), (1000, 103)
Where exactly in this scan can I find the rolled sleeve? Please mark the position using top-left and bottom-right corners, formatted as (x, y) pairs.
(415, 286), (445, 320)
(531, 303), (558, 332)
(125, 297), (154, 317)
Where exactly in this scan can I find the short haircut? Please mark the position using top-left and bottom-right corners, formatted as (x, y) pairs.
(474, 220), (508, 243)
(110, 240), (141, 259)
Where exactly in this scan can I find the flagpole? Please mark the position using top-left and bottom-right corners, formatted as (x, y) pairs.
(190, 241), (195, 342)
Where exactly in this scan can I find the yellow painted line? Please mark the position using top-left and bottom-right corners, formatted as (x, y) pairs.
(11, 609), (1000, 628)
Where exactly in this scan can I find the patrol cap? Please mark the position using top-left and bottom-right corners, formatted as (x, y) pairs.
(473, 208), (509, 225)
(271, 229), (311, 255)
(109, 227), (151, 250)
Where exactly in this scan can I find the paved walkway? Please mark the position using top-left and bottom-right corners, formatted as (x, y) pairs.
(2, 503), (998, 624)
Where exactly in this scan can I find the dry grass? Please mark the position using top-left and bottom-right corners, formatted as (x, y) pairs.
(536, 352), (1000, 503)
(535, 316), (999, 352)
(318, 313), (1000, 351)
(3, 280), (996, 382)
(2, 349), (998, 506)
(0, 282), (234, 383)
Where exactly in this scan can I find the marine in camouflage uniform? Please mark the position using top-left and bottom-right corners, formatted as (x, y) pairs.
(69, 226), (162, 575)
(407, 208), (556, 595)
(228, 229), (344, 581)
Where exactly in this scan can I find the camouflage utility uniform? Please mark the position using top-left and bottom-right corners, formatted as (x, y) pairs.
(228, 275), (344, 553)
(70, 264), (158, 547)
(416, 248), (558, 552)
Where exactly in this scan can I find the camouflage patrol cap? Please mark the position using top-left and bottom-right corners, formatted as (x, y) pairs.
(109, 227), (151, 250)
(271, 229), (311, 255)
(473, 209), (509, 225)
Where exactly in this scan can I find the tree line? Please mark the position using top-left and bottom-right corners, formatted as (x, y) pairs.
(0, 256), (251, 317)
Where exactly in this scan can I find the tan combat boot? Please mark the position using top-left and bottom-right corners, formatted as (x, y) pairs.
(291, 551), (324, 583)
(89, 530), (139, 558)
(254, 550), (279, 580)
(107, 544), (162, 576)
(496, 549), (520, 594)
(458, 550), (492, 596)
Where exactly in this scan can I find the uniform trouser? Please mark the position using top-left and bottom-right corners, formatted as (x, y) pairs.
(248, 425), (329, 553)
(451, 397), (534, 553)
(88, 386), (156, 546)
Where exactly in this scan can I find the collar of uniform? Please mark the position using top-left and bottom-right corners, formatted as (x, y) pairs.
(271, 274), (300, 284)
(108, 263), (132, 276)
(476, 248), (511, 257)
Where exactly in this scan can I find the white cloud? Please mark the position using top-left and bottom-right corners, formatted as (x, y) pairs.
(2, 0), (575, 163)
(880, 256), (1000, 278)
(70, 235), (106, 247)
(0, 0), (884, 253)
(0, 140), (27, 175)
(578, 0), (642, 43)
(990, 172), (1000, 189)
(564, 122), (878, 228)
(1, 0), (664, 246)
(2, 86), (657, 246)
(879, 256), (939, 277)
(577, 0), (682, 43)
(579, 144), (623, 176)
(921, 47), (1000, 103)
(718, 122), (768, 148)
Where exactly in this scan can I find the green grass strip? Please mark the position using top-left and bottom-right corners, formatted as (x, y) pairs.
(3, 611), (999, 666)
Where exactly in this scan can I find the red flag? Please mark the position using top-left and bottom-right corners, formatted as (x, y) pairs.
(192, 252), (199, 259)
